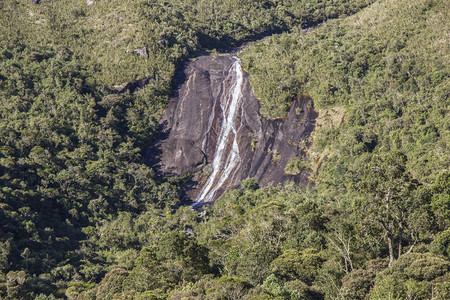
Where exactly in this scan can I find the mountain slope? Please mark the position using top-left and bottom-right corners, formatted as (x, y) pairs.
(0, 0), (448, 299)
(241, 0), (449, 182)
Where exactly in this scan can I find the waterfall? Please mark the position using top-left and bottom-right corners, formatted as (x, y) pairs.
(156, 54), (317, 205)
(195, 57), (243, 203)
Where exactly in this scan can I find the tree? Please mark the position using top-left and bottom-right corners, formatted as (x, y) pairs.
(356, 152), (424, 266)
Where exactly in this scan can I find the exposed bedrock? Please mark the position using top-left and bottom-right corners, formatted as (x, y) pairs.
(149, 54), (318, 203)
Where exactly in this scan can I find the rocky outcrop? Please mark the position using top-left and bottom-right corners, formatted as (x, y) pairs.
(113, 77), (150, 94)
(133, 47), (149, 58)
(149, 54), (317, 203)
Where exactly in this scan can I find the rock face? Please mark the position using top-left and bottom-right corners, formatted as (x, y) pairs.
(150, 54), (317, 204)
(113, 78), (150, 94)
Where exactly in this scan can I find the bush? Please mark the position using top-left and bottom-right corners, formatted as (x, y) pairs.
(241, 178), (260, 191)
(284, 157), (307, 175)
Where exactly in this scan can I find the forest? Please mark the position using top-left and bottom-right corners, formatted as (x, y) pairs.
(0, 0), (448, 299)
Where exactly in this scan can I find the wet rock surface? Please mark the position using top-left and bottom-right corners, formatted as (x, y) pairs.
(148, 54), (317, 203)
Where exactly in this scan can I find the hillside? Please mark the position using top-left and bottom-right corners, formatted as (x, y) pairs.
(241, 0), (449, 183)
(0, 0), (449, 299)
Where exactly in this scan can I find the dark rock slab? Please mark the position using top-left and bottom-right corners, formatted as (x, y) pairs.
(148, 54), (317, 203)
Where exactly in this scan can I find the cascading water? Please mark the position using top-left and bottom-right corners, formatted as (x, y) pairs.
(195, 57), (244, 204)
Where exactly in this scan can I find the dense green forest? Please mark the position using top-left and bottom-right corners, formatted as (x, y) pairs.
(0, 0), (449, 299)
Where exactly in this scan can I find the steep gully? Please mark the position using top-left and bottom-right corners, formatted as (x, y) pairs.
(148, 54), (318, 206)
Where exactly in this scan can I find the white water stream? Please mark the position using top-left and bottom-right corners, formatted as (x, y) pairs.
(195, 57), (244, 203)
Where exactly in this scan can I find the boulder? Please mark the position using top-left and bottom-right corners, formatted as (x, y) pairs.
(134, 47), (148, 58)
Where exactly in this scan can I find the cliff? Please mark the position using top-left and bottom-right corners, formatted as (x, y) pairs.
(150, 54), (317, 203)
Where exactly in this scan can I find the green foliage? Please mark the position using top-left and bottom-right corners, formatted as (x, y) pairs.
(95, 268), (129, 300)
(356, 152), (425, 264)
(210, 276), (253, 299)
(241, 177), (260, 191)
(284, 157), (307, 175)
(430, 229), (450, 260)
(65, 281), (96, 300)
(262, 274), (291, 298)
(430, 171), (450, 230)
(241, 0), (449, 184)
(339, 269), (375, 300)
(270, 249), (325, 284)
(121, 232), (210, 296)
(236, 1), (449, 298)
(370, 253), (450, 300)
